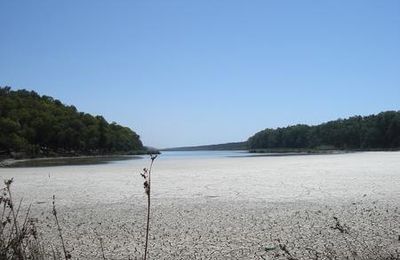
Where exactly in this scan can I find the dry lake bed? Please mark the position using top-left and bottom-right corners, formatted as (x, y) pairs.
(0, 151), (399, 259)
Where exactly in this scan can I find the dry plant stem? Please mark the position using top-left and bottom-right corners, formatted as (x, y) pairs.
(51, 245), (57, 260)
(0, 203), (5, 240)
(95, 230), (106, 260)
(99, 237), (106, 260)
(143, 155), (157, 260)
(6, 184), (20, 238)
(6, 182), (24, 257)
(21, 204), (32, 229)
(52, 195), (70, 260)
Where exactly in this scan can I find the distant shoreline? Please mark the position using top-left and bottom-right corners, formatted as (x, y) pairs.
(248, 147), (400, 154)
(162, 141), (248, 151)
(163, 147), (400, 154)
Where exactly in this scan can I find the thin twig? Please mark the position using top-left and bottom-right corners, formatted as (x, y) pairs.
(52, 195), (70, 259)
(99, 236), (106, 260)
(142, 154), (157, 260)
(6, 181), (20, 238)
(94, 226), (107, 260)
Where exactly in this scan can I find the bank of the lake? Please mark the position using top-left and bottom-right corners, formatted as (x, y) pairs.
(0, 149), (160, 167)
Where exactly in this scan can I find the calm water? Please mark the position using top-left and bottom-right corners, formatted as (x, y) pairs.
(0, 151), (399, 206)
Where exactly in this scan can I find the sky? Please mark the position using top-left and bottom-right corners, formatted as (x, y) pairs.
(1, 1), (399, 148)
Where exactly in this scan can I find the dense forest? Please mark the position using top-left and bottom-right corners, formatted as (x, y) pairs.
(0, 87), (144, 158)
(248, 111), (400, 151)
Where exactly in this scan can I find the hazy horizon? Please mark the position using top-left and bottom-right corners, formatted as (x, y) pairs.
(1, 1), (399, 148)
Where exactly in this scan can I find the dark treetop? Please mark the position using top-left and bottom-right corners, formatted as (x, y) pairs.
(0, 87), (144, 159)
(248, 111), (400, 151)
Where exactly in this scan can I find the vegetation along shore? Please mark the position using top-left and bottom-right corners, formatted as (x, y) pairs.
(166, 111), (400, 153)
(0, 87), (157, 162)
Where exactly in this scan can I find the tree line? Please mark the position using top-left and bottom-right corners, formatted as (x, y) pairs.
(164, 141), (247, 151)
(0, 87), (144, 158)
(248, 111), (400, 151)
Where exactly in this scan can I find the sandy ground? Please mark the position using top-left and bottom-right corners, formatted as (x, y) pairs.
(28, 197), (399, 260)
(1, 151), (399, 259)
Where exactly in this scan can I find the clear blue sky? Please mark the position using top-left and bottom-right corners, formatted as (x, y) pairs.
(1, 1), (399, 148)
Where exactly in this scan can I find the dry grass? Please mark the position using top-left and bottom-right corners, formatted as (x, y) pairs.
(0, 178), (45, 259)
